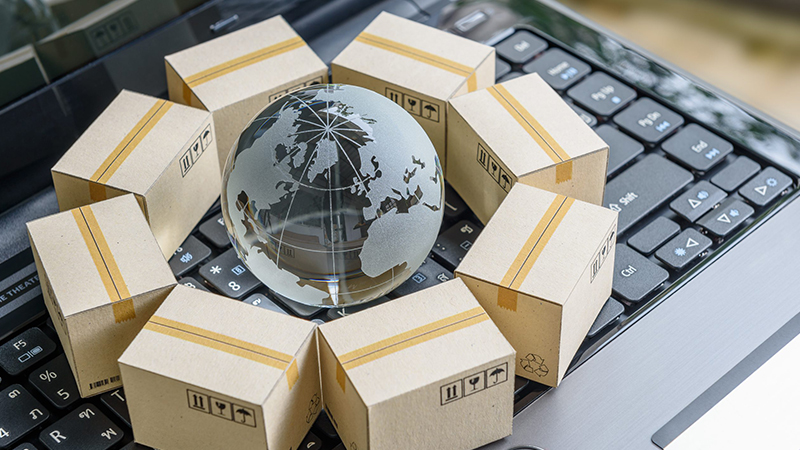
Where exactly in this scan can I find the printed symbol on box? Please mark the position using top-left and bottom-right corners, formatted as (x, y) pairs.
(231, 265), (246, 276)
(464, 371), (485, 397)
(477, 143), (489, 170)
(190, 137), (203, 165)
(411, 273), (427, 284)
(210, 397), (233, 420)
(385, 88), (403, 106)
(440, 380), (462, 405)
(498, 168), (512, 192)
(486, 362), (508, 387)
(233, 404), (256, 427)
(520, 353), (549, 378)
(107, 20), (123, 40)
(200, 124), (213, 149)
(305, 393), (321, 423)
(187, 390), (211, 413)
(91, 27), (110, 48)
(180, 149), (193, 177)
(405, 95), (422, 116)
(421, 101), (440, 122)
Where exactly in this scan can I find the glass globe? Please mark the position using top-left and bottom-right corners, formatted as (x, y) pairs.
(221, 84), (444, 308)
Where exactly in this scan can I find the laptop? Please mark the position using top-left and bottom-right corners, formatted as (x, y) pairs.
(0, 0), (798, 448)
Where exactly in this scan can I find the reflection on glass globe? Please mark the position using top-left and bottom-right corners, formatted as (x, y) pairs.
(221, 84), (444, 308)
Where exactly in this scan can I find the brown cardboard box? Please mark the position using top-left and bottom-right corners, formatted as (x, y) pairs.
(318, 278), (515, 450)
(455, 184), (617, 387)
(118, 285), (321, 450)
(26, 194), (176, 397)
(331, 12), (495, 167)
(165, 15), (329, 171)
(51, 90), (220, 257)
(447, 73), (609, 224)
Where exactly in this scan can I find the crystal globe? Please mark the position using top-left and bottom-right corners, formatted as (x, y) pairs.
(221, 84), (444, 308)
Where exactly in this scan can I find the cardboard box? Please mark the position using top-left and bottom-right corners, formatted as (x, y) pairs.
(318, 278), (515, 450)
(0, 45), (48, 107)
(51, 90), (220, 257)
(165, 15), (329, 171)
(26, 194), (176, 397)
(455, 184), (617, 387)
(119, 285), (321, 450)
(447, 73), (609, 224)
(331, 12), (495, 167)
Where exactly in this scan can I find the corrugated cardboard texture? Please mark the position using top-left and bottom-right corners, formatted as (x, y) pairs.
(456, 184), (617, 386)
(51, 90), (220, 256)
(331, 12), (495, 167)
(447, 73), (609, 223)
(165, 15), (328, 171)
(319, 279), (515, 450)
(27, 194), (176, 396)
(119, 285), (320, 450)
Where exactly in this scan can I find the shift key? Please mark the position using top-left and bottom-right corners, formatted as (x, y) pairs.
(604, 155), (693, 234)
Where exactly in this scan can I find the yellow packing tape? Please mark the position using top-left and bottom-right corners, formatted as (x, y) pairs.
(71, 206), (134, 322)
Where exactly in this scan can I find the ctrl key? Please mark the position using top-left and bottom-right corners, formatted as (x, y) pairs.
(0, 385), (50, 449)
(612, 245), (668, 303)
(39, 405), (123, 450)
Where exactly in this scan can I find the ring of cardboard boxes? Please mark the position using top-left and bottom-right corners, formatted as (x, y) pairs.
(26, 11), (617, 450)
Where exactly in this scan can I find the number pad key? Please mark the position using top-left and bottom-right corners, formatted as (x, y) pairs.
(169, 236), (211, 277)
(28, 355), (79, 409)
(199, 213), (231, 248)
(178, 277), (210, 292)
(199, 249), (261, 299)
(0, 384), (50, 449)
(0, 328), (56, 376)
(39, 405), (123, 450)
(100, 389), (130, 427)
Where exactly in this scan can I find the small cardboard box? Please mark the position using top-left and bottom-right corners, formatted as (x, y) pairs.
(455, 184), (617, 387)
(51, 90), (220, 257)
(318, 278), (515, 450)
(331, 12), (495, 167)
(165, 15), (329, 171)
(26, 194), (176, 397)
(119, 285), (321, 450)
(447, 73), (609, 224)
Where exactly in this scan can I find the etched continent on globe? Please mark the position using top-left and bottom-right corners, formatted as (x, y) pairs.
(221, 84), (444, 307)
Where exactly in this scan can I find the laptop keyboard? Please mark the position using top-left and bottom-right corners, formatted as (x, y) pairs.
(0, 24), (795, 450)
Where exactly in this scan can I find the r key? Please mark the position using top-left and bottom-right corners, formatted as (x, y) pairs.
(39, 405), (123, 450)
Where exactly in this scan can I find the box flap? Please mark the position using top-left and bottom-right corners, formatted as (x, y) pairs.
(164, 15), (327, 111)
(457, 184), (617, 304)
(320, 279), (513, 406)
(26, 194), (175, 318)
(119, 285), (316, 405)
(332, 12), (494, 100)
(449, 73), (607, 177)
(51, 90), (209, 196)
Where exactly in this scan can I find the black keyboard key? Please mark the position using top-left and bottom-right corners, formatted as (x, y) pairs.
(595, 125), (644, 177)
(39, 405), (123, 450)
(627, 217), (680, 255)
(199, 249), (261, 299)
(739, 167), (793, 207)
(698, 198), (754, 238)
(711, 156), (760, 192)
(603, 155), (693, 234)
(169, 236), (211, 277)
(567, 73), (636, 117)
(0, 328), (56, 376)
(389, 257), (452, 299)
(270, 292), (322, 319)
(178, 276), (210, 292)
(587, 298), (625, 338)
(495, 58), (511, 79)
(522, 49), (590, 91)
(0, 385), (49, 449)
(613, 98), (684, 144)
(28, 355), (78, 409)
(198, 213), (231, 248)
(100, 389), (130, 427)
(326, 296), (392, 321)
(299, 431), (323, 450)
(669, 181), (727, 223)
(612, 245), (669, 303)
(12, 443), (38, 450)
(495, 31), (547, 64)
(655, 229), (711, 270)
(243, 293), (288, 314)
(119, 443), (148, 450)
(332, 444), (345, 450)
(443, 184), (469, 226)
(569, 104), (597, 127)
(661, 124), (733, 172)
(498, 72), (522, 83)
(432, 220), (482, 271)
(313, 413), (337, 439)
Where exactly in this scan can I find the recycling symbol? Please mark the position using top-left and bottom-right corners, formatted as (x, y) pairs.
(305, 393), (321, 423)
(520, 353), (549, 378)
(350, 443), (358, 450)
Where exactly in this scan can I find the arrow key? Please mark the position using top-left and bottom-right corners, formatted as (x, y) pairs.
(669, 181), (726, 222)
(698, 198), (754, 237)
(655, 229), (712, 270)
(739, 167), (792, 207)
